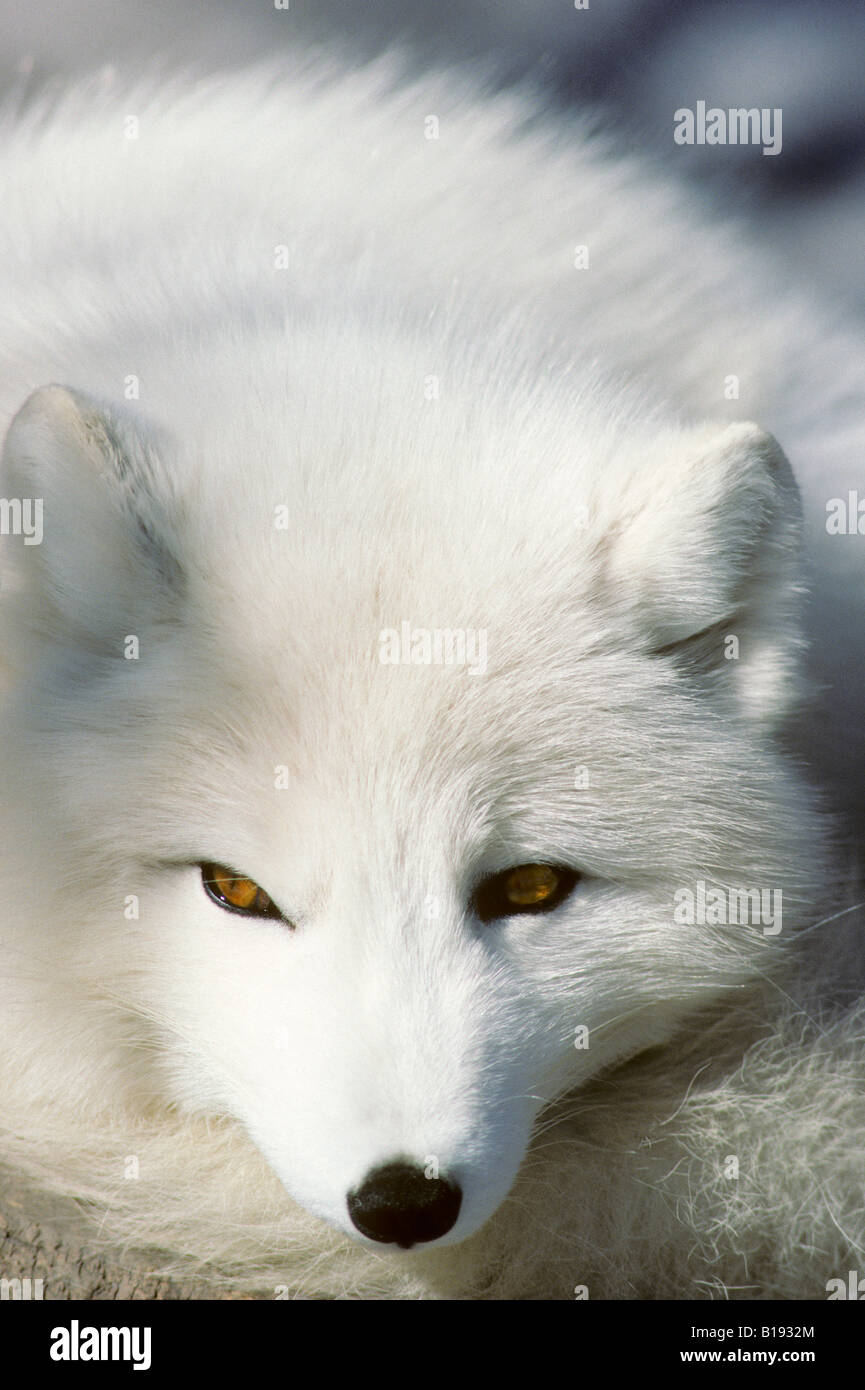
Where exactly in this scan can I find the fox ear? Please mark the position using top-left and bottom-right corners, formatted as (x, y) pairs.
(0, 384), (182, 654)
(604, 422), (804, 725)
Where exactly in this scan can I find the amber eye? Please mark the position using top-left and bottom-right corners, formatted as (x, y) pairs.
(472, 863), (580, 924)
(201, 863), (286, 922)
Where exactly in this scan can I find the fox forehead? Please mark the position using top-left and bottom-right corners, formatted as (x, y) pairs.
(138, 617), (744, 894)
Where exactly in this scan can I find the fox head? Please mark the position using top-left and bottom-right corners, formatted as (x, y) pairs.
(0, 354), (828, 1250)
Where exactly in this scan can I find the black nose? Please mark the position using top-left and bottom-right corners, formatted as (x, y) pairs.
(347, 1161), (462, 1248)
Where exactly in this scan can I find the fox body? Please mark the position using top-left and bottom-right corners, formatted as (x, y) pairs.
(0, 57), (863, 1298)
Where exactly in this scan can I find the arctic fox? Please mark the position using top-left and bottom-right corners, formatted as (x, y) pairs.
(0, 55), (863, 1300)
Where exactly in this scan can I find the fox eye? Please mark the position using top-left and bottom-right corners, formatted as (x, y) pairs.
(201, 863), (286, 922)
(472, 863), (580, 924)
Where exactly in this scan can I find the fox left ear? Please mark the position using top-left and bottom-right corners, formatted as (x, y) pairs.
(0, 383), (183, 657)
(603, 421), (804, 726)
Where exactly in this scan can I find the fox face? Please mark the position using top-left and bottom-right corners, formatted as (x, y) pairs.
(0, 367), (827, 1249)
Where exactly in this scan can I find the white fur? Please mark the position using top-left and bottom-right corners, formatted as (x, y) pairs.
(0, 54), (863, 1298)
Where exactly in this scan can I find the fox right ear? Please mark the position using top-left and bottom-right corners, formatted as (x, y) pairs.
(1, 384), (183, 654)
(599, 421), (804, 728)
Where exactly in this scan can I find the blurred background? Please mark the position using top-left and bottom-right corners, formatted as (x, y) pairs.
(1, 0), (863, 314)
